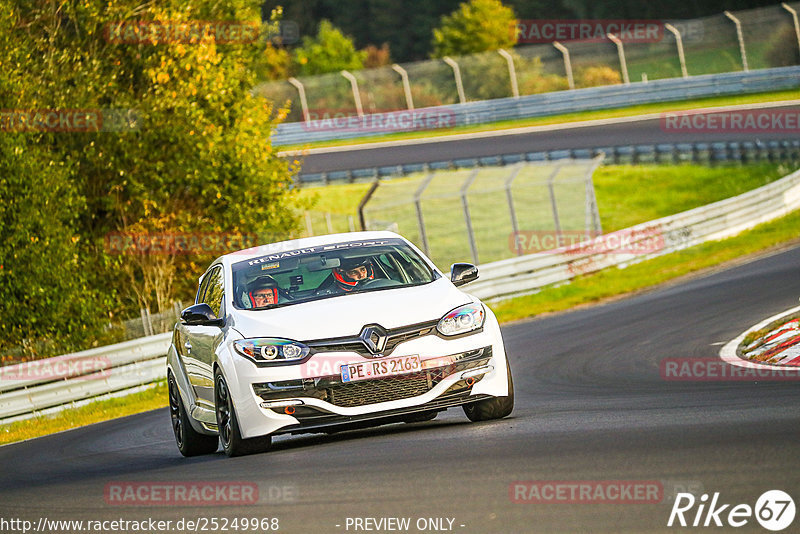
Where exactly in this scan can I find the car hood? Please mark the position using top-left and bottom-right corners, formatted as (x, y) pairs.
(230, 278), (472, 341)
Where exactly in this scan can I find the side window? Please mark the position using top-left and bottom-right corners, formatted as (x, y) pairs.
(202, 266), (225, 318)
(196, 270), (213, 304)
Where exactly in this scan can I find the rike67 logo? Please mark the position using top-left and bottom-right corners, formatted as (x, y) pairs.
(668, 490), (795, 531)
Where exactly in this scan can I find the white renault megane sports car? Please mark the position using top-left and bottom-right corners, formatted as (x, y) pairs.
(167, 231), (513, 457)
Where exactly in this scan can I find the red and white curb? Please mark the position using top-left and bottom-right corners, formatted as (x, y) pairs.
(719, 304), (800, 369)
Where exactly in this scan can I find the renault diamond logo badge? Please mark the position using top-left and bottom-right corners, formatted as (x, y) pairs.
(359, 325), (387, 355)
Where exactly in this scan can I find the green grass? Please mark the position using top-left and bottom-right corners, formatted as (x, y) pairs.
(298, 163), (794, 269)
(593, 163), (791, 231)
(490, 209), (800, 323)
(0, 381), (167, 446)
(278, 89), (800, 150)
(624, 42), (775, 82)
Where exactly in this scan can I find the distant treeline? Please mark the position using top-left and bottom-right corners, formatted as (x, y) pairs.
(262, 0), (786, 62)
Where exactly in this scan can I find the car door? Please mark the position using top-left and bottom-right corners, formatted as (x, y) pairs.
(180, 265), (225, 409)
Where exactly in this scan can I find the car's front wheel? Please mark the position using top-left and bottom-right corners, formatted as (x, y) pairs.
(214, 368), (271, 457)
(463, 363), (514, 422)
(168, 373), (219, 457)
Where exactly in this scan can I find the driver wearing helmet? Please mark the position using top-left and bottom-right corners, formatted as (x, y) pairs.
(332, 257), (374, 292)
(245, 276), (280, 308)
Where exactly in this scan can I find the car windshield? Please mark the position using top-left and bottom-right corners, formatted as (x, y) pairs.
(231, 238), (437, 310)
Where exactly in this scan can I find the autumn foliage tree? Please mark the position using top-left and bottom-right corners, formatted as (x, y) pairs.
(431, 0), (517, 58)
(0, 0), (301, 356)
(293, 20), (366, 76)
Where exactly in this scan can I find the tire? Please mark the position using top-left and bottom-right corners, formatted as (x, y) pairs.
(168, 373), (219, 457)
(463, 362), (514, 422)
(402, 410), (438, 423)
(214, 368), (271, 457)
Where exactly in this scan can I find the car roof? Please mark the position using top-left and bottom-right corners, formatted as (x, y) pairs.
(211, 230), (408, 270)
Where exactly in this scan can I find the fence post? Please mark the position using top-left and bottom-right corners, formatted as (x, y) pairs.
(143, 308), (154, 337)
(497, 49), (520, 98)
(348, 215), (356, 232)
(782, 3), (800, 59)
(340, 70), (364, 117)
(304, 211), (314, 236)
(504, 164), (525, 255)
(546, 162), (565, 244)
(414, 172), (436, 256)
(460, 169), (481, 265)
(724, 11), (749, 72)
(287, 77), (310, 124)
(552, 41), (575, 89)
(391, 64), (415, 111)
(442, 56), (466, 104)
(585, 154), (605, 236)
(357, 180), (380, 231)
(606, 33), (630, 85)
(664, 23), (689, 78)
(325, 212), (334, 234)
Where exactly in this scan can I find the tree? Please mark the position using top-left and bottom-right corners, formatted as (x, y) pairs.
(364, 43), (392, 69)
(0, 0), (301, 356)
(253, 7), (293, 81)
(431, 0), (517, 58)
(293, 20), (366, 76)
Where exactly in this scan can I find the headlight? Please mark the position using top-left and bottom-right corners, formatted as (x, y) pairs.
(233, 338), (310, 363)
(437, 303), (485, 336)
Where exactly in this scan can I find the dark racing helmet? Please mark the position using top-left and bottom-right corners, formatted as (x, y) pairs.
(245, 276), (280, 307)
(332, 257), (374, 291)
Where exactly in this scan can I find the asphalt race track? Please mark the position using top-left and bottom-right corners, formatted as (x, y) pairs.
(1, 245), (799, 533)
(294, 102), (800, 174)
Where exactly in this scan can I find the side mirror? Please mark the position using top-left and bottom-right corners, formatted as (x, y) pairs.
(181, 303), (224, 327)
(450, 263), (479, 287)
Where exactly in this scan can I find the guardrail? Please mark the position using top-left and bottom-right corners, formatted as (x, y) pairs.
(298, 139), (800, 184)
(0, 333), (171, 424)
(466, 165), (800, 300)
(2, 163), (799, 422)
(274, 66), (800, 147)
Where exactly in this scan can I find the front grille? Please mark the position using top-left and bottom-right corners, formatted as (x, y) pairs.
(383, 325), (436, 354)
(307, 320), (438, 357)
(253, 347), (492, 408)
(329, 371), (431, 407)
(327, 359), (487, 408)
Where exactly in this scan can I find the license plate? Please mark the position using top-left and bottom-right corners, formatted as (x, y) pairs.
(341, 355), (422, 383)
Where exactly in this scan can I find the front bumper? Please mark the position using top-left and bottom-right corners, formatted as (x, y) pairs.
(224, 324), (509, 439)
(256, 346), (492, 432)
